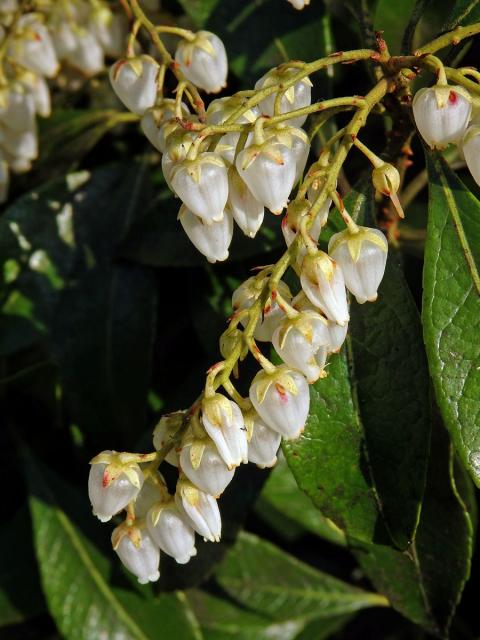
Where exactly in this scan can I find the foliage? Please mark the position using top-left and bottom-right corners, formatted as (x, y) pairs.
(1, 1), (480, 639)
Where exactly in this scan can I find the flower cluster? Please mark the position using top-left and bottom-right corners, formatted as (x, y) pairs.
(412, 81), (480, 187)
(0, 0), (125, 203)
(87, 2), (398, 585)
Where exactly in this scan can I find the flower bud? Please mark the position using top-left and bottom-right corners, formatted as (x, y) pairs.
(171, 152), (228, 224)
(109, 55), (159, 115)
(249, 365), (309, 440)
(328, 227), (388, 304)
(255, 68), (312, 128)
(134, 471), (169, 518)
(371, 162), (404, 218)
(179, 205), (233, 263)
(281, 199), (322, 248)
(206, 96), (258, 164)
(147, 501), (197, 564)
(175, 31), (228, 93)
(153, 411), (186, 467)
(232, 277), (292, 342)
(227, 166), (264, 238)
(307, 175), (333, 226)
(201, 394), (248, 468)
(9, 16), (59, 78)
(179, 438), (235, 496)
(272, 311), (330, 383)
(88, 451), (144, 522)
(112, 523), (160, 584)
(175, 478), (221, 542)
(412, 84), (472, 149)
(462, 125), (480, 186)
(245, 410), (281, 468)
(236, 140), (296, 214)
(300, 251), (349, 325)
(141, 100), (190, 152)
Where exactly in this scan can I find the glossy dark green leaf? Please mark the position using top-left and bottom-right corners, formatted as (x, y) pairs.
(178, 0), (330, 86)
(0, 508), (45, 627)
(444, 0), (480, 28)
(423, 152), (480, 487)
(353, 416), (474, 637)
(215, 531), (388, 621)
(284, 182), (430, 549)
(51, 264), (156, 442)
(187, 589), (351, 640)
(373, 0), (416, 54)
(120, 189), (284, 267)
(25, 450), (202, 640)
(256, 457), (346, 546)
(0, 162), (153, 351)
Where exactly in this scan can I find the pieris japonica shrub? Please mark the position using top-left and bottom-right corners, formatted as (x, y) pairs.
(4, 0), (480, 638)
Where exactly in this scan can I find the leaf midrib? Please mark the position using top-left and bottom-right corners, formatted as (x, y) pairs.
(435, 156), (480, 296)
(37, 496), (149, 640)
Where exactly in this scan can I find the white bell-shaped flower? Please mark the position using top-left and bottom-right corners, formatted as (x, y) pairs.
(65, 29), (105, 76)
(412, 84), (472, 149)
(51, 21), (77, 59)
(161, 130), (197, 190)
(109, 55), (159, 115)
(201, 394), (248, 469)
(147, 501), (197, 564)
(236, 140), (296, 214)
(88, 451), (144, 522)
(281, 199), (322, 248)
(227, 166), (264, 238)
(232, 277), (291, 342)
(272, 311), (330, 383)
(141, 100), (190, 152)
(326, 319), (348, 353)
(268, 125), (310, 183)
(91, 8), (126, 58)
(328, 227), (388, 304)
(175, 478), (221, 542)
(175, 31), (228, 93)
(2, 123), (38, 161)
(9, 16), (59, 78)
(112, 523), (160, 584)
(288, 0), (311, 8)
(249, 365), (309, 440)
(462, 125), (480, 186)
(153, 411), (186, 467)
(179, 205), (233, 263)
(0, 84), (35, 131)
(245, 411), (281, 468)
(134, 471), (169, 518)
(300, 250), (349, 325)
(255, 67), (312, 128)
(20, 73), (51, 117)
(171, 152), (228, 223)
(180, 437), (235, 496)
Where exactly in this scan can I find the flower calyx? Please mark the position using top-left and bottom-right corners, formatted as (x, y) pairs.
(254, 365), (299, 405)
(328, 226), (388, 264)
(89, 451), (145, 489)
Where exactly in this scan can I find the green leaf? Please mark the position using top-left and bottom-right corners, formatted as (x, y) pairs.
(51, 264), (156, 442)
(0, 508), (45, 627)
(256, 456), (346, 546)
(120, 188), (284, 267)
(423, 152), (480, 487)
(284, 182), (430, 549)
(178, 0), (331, 86)
(187, 589), (351, 640)
(444, 0), (480, 28)
(373, 0), (416, 54)
(353, 416), (474, 637)
(215, 531), (388, 621)
(24, 450), (202, 640)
